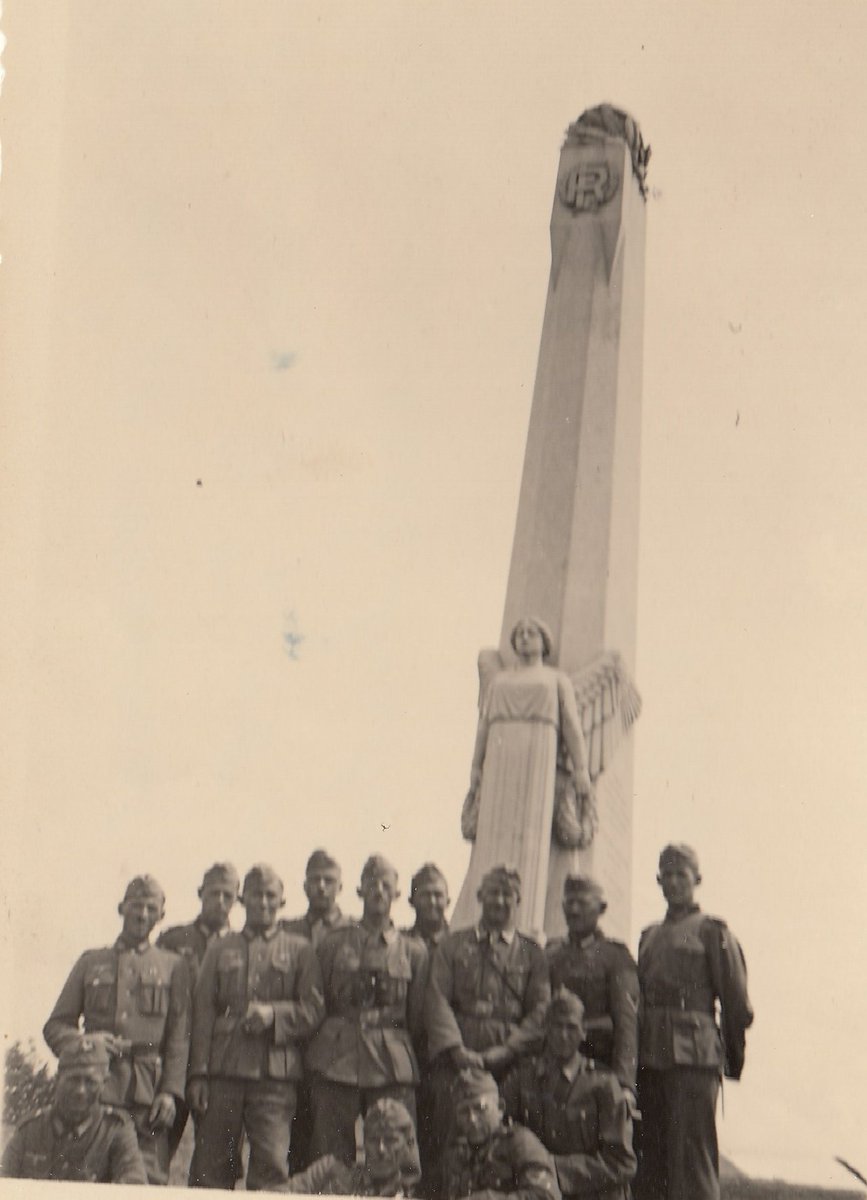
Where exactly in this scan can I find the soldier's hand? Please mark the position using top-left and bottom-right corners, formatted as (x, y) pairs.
(243, 1002), (275, 1034)
(99, 1033), (124, 1059)
(187, 1078), (209, 1118)
(148, 1092), (176, 1130)
(450, 1045), (485, 1069)
(481, 1045), (514, 1073)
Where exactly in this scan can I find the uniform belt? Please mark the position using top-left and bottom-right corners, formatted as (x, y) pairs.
(460, 1001), (519, 1021)
(114, 1041), (162, 1059)
(584, 1015), (614, 1033)
(643, 985), (714, 1012)
(336, 1006), (406, 1028)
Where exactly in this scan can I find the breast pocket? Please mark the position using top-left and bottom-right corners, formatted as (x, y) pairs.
(380, 955), (412, 1005)
(565, 1098), (598, 1149)
(138, 982), (170, 1015)
(84, 963), (117, 1015)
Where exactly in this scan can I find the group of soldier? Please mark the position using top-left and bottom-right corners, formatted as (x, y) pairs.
(2, 842), (752, 1199)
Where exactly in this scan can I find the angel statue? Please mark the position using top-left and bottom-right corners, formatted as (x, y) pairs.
(451, 615), (641, 939)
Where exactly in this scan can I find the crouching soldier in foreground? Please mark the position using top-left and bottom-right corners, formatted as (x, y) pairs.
(43, 874), (190, 1185)
(187, 863), (325, 1191)
(502, 989), (636, 1199)
(285, 1098), (422, 1196)
(441, 1067), (560, 1200)
(2, 1033), (148, 1184)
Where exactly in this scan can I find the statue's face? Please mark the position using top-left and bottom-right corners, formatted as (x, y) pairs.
(304, 866), (342, 915)
(563, 890), (604, 939)
(658, 864), (697, 907)
(454, 1093), (502, 1145)
(512, 619), (544, 658)
(55, 1068), (104, 1126)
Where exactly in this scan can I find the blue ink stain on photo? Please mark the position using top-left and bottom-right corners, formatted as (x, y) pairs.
(272, 351), (296, 371)
(283, 611), (305, 660)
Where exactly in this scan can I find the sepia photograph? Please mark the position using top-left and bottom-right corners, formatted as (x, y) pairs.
(2, 3), (866, 1197)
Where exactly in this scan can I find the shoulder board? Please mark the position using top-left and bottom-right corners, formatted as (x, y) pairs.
(544, 936), (566, 954)
(277, 928), (310, 948)
(515, 931), (544, 948)
(102, 1106), (135, 1127)
(152, 943), (182, 963)
(703, 915), (729, 930)
(81, 945), (115, 960)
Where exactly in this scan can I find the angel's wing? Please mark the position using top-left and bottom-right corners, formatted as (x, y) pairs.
(477, 647), (505, 712)
(569, 651), (641, 781)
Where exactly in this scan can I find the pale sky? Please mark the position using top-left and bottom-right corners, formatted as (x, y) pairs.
(3, 2), (867, 1189)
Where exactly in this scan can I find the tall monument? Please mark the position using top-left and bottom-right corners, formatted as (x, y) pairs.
(453, 107), (649, 942)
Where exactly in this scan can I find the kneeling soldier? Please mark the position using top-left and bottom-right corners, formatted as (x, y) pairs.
(441, 1066), (560, 1200)
(187, 863), (325, 1191)
(286, 1098), (422, 1196)
(503, 989), (636, 1199)
(2, 1034), (148, 1184)
(43, 874), (190, 1185)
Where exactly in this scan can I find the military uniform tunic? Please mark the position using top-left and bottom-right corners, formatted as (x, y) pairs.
(1, 1105), (148, 1184)
(441, 1124), (561, 1200)
(305, 921), (428, 1164)
(502, 1054), (635, 1199)
(635, 906), (752, 1200)
(546, 932), (639, 1091)
(188, 924), (325, 1190)
(279, 906), (355, 1170)
(156, 917), (231, 1157)
(43, 937), (190, 1185)
(425, 928), (549, 1063)
(282, 906), (355, 950)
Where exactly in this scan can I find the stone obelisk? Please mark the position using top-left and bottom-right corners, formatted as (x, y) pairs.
(499, 108), (647, 940)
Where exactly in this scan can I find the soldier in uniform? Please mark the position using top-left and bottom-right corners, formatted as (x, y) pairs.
(305, 854), (429, 1165)
(186, 862), (325, 1191)
(404, 862), (450, 952)
(286, 1097), (422, 1196)
(2, 1033), (148, 1184)
(282, 849), (356, 1171)
(43, 874), (190, 1185)
(157, 861), (241, 1159)
(502, 989), (636, 1200)
(425, 865), (550, 1199)
(545, 875), (639, 1098)
(440, 1066), (560, 1200)
(635, 844), (753, 1200)
(425, 865), (549, 1076)
(403, 862), (450, 1196)
(282, 849), (355, 948)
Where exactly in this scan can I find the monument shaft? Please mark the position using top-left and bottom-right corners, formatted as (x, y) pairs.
(500, 120), (647, 940)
